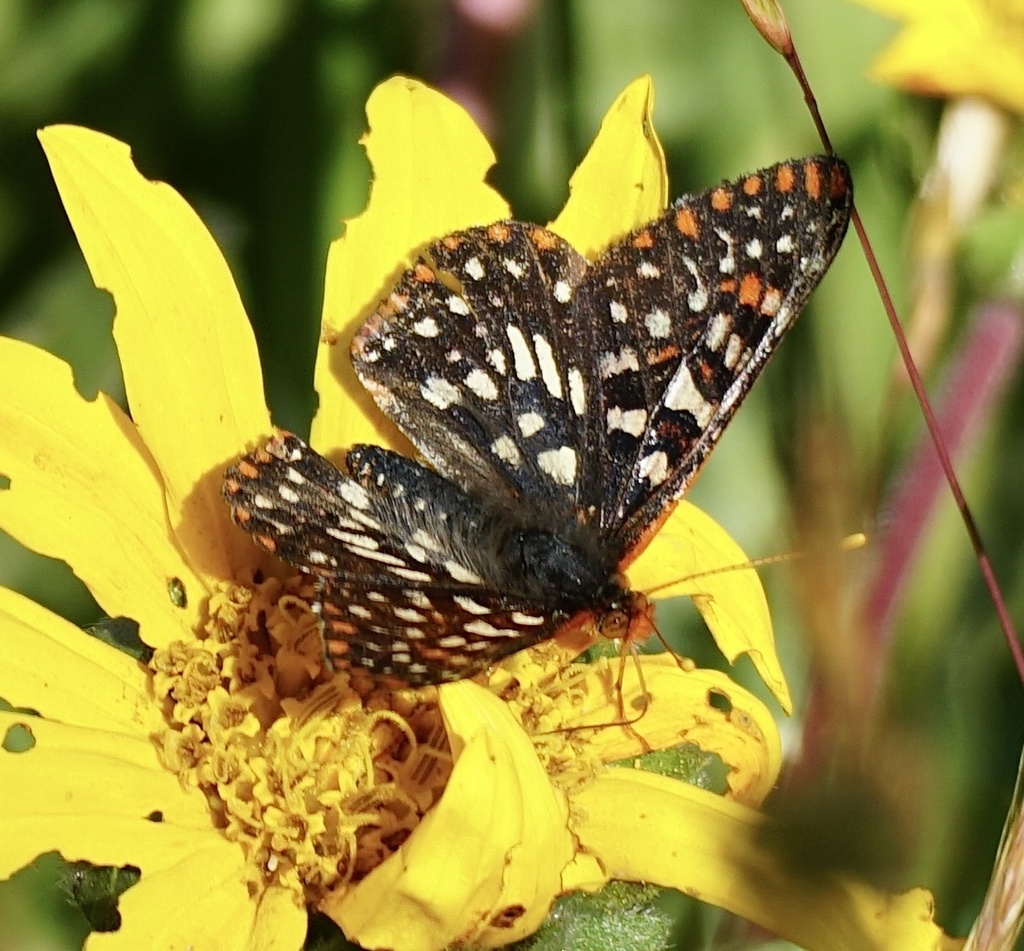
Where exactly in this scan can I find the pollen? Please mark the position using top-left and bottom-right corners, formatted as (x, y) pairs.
(151, 576), (451, 907)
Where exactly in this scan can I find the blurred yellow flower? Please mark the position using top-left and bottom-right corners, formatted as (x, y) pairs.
(0, 76), (945, 950)
(853, 0), (1024, 114)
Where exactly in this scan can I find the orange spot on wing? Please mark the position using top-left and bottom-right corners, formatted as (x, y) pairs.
(231, 505), (251, 524)
(413, 263), (436, 283)
(441, 234), (463, 250)
(739, 272), (762, 307)
(632, 230), (655, 249)
(829, 162), (850, 199)
(775, 163), (796, 193)
(743, 175), (763, 196)
(530, 227), (559, 251)
(804, 160), (823, 200)
(238, 460), (260, 478)
(711, 187), (733, 211)
(255, 534), (277, 553)
(647, 344), (681, 365)
(487, 222), (511, 242)
(674, 207), (699, 238)
(718, 277), (738, 294)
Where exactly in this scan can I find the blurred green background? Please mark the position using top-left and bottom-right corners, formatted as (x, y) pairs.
(2, 1), (1024, 948)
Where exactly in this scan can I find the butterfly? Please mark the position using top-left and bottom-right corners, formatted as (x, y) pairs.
(223, 155), (852, 686)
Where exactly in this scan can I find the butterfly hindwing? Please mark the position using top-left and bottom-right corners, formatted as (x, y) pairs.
(223, 434), (569, 683)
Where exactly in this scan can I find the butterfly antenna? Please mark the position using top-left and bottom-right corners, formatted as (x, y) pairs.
(642, 532), (867, 599)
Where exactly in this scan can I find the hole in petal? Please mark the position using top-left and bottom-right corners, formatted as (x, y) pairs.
(3, 721), (35, 752)
(145, 810), (163, 823)
(707, 688), (732, 714)
(84, 616), (153, 663)
(60, 861), (140, 933)
(0, 474), (9, 490)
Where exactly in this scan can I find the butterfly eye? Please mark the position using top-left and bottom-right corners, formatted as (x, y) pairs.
(599, 610), (630, 641)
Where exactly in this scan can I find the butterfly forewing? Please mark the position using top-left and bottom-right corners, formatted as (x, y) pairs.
(225, 154), (853, 686)
(579, 157), (853, 549)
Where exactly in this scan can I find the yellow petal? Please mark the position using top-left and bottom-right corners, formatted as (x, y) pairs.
(38, 125), (271, 583)
(567, 768), (948, 951)
(549, 76), (668, 257)
(626, 499), (792, 713)
(0, 586), (161, 734)
(89, 852), (304, 951)
(0, 711), (213, 879)
(0, 337), (203, 644)
(329, 681), (571, 950)
(312, 77), (510, 457)
(565, 654), (781, 806)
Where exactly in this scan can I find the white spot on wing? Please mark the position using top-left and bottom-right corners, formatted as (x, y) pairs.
(664, 362), (715, 427)
(724, 334), (744, 370)
(506, 325), (537, 380)
(638, 450), (670, 487)
(553, 279), (572, 303)
(464, 619), (519, 638)
(599, 346), (640, 378)
(776, 234), (794, 254)
(277, 484), (300, 504)
(607, 406), (648, 436)
(464, 256), (485, 280)
(487, 348), (507, 375)
(705, 312), (731, 351)
(517, 412), (544, 437)
(503, 257), (524, 278)
(339, 482), (371, 510)
(745, 238), (763, 259)
(465, 368), (498, 401)
(609, 300), (628, 323)
(447, 295), (470, 316)
(537, 446), (578, 486)
(533, 334), (563, 399)
(413, 316), (440, 337)
(491, 435), (522, 466)
(682, 257), (709, 312)
(638, 261), (660, 278)
(445, 560), (484, 584)
(644, 308), (671, 339)
(454, 595), (491, 615)
(421, 375), (461, 409)
(568, 368), (585, 415)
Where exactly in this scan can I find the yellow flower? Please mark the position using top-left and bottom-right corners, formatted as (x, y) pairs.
(0, 76), (946, 950)
(852, 0), (1024, 114)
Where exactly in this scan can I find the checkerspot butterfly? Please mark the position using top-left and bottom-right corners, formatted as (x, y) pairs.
(223, 156), (852, 685)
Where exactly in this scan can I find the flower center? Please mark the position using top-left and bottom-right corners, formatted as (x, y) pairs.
(151, 575), (451, 902)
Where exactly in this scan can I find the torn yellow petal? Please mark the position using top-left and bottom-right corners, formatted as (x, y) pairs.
(329, 681), (571, 951)
(0, 712), (214, 879)
(626, 499), (792, 713)
(549, 75), (668, 257)
(0, 337), (202, 644)
(568, 769), (947, 951)
(566, 655), (781, 806)
(39, 125), (271, 584)
(0, 586), (161, 734)
(313, 77), (510, 458)
(91, 853), (303, 951)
